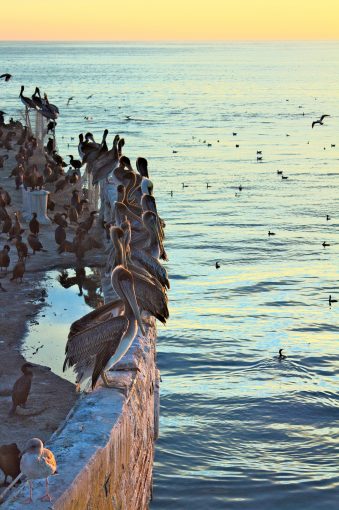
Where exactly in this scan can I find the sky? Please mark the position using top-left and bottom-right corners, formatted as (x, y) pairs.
(1, 0), (339, 41)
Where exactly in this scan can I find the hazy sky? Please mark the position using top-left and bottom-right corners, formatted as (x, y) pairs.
(1, 0), (339, 41)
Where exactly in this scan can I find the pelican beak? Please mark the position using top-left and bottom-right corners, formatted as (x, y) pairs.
(121, 278), (146, 336)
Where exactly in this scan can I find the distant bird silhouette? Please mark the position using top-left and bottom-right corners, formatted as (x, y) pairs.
(312, 115), (330, 128)
(0, 74), (12, 82)
(268, 231), (276, 236)
(277, 170), (283, 175)
(215, 261), (220, 269)
(235, 144), (239, 148)
(172, 150), (178, 154)
(257, 151), (262, 155)
(322, 242), (330, 247)
(207, 143), (212, 147)
(233, 132), (237, 136)
(257, 156), (262, 161)
(9, 363), (33, 415)
(182, 183), (189, 189)
(281, 175), (288, 180)
(66, 97), (74, 106)
(331, 144), (336, 148)
(326, 215), (331, 221)
(86, 94), (93, 99)
(329, 295), (337, 305)
(206, 183), (211, 189)
(278, 349), (286, 360)
(238, 185), (243, 191)
(169, 191), (174, 197)
(0, 443), (21, 485)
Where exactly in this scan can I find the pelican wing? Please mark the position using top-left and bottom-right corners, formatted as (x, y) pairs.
(68, 299), (123, 339)
(132, 249), (170, 289)
(64, 315), (128, 370)
(133, 273), (169, 324)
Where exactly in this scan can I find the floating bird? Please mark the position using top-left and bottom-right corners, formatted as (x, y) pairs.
(257, 151), (262, 155)
(20, 438), (57, 503)
(322, 241), (330, 247)
(312, 115), (330, 128)
(281, 175), (288, 180)
(0, 443), (21, 486)
(86, 94), (93, 99)
(172, 150), (178, 154)
(329, 295), (337, 305)
(233, 132), (237, 136)
(0, 73), (12, 82)
(182, 183), (189, 189)
(169, 191), (173, 197)
(215, 261), (220, 269)
(66, 97), (74, 106)
(326, 215), (331, 221)
(278, 348), (286, 360)
(9, 363), (33, 415)
(238, 185), (243, 191)
(235, 144), (239, 148)
(257, 156), (262, 161)
(206, 183), (211, 189)
(277, 170), (283, 175)
(268, 231), (276, 236)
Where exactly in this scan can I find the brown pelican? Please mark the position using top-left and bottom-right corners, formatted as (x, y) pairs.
(81, 130), (108, 165)
(63, 265), (145, 388)
(91, 134), (120, 184)
(19, 86), (38, 110)
(136, 157), (149, 178)
(20, 438), (57, 503)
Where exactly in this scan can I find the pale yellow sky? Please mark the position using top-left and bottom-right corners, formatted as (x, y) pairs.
(1, 0), (339, 41)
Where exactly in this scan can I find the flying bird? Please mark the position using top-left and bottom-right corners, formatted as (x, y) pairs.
(66, 97), (74, 106)
(0, 73), (12, 82)
(312, 115), (330, 128)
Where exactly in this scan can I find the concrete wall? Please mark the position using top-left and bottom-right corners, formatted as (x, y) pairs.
(2, 318), (158, 510)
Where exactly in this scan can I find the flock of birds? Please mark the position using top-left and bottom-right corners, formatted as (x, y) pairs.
(0, 80), (170, 503)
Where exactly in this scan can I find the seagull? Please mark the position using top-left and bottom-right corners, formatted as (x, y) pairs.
(20, 438), (57, 503)
(278, 349), (286, 360)
(206, 183), (211, 189)
(215, 261), (220, 269)
(66, 97), (74, 106)
(322, 241), (330, 247)
(312, 115), (330, 128)
(0, 73), (12, 82)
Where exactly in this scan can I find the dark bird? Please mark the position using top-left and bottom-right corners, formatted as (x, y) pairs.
(86, 94), (93, 99)
(312, 115), (330, 128)
(277, 170), (283, 175)
(9, 363), (33, 415)
(0, 74), (12, 82)
(257, 151), (262, 155)
(329, 295), (337, 305)
(206, 183), (211, 189)
(0, 443), (21, 485)
(278, 349), (286, 360)
(28, 233), (47, 254)
(322, 241), (330, 247)
(281, 175), (288, 180)
(10, 258), (25, 282)
(0, 245), (10, 272)
(19, 86), (37, 110)
(215, 261), (220, 269)
(233, 132), (237, 136)
(326, 215), (331, 221)
(268, 231), (276, 236)
(67, 97), (74, 106)
(257, 156), (262, 161)
(29, 212), (39, 235)
(235, 144), (239, 148)
(238, 185), (243, 191)
(182, 183), (189, 188)
(68, 155), (82, 171)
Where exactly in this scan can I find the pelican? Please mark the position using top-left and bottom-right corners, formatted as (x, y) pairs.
(63, 265), (145, 388)
(136, 157), (149, 178)
(20, 438), (57, 503)
(91, 134), (120, 184)
(19, 86), (37, 110)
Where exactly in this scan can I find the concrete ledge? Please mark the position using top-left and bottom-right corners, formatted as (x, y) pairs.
(2, 319), (158, 510)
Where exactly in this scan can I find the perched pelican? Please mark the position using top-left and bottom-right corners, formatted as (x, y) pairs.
(91, 135), (120, 184)
(20, 438), (57, 503)
(19, 86), (37, 110)
(63, 266), (145, 388)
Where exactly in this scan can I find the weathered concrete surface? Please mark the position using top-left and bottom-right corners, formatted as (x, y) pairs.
(2, 318), (158, 510)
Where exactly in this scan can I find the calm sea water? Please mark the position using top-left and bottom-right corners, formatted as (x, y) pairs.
(1, 42), (338, 509)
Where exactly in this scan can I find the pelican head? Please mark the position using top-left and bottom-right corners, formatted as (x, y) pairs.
(136, 157), (149, 178)
(111, 266), (145, 335)
(19, 85), (24, 96)
(119, 155), (132, 171)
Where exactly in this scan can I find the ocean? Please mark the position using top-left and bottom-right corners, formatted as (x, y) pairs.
(0, 41), (338, 509)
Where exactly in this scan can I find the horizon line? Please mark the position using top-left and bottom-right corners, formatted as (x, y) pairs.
(1, 38), (339, 43)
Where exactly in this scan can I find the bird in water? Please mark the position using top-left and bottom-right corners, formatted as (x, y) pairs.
(322, 241), (330, 247)
(281, 175), (288, 180)
(0, 74), (12, 82)
(9, 363), (34, 415)
(277, 170), (283, 175)
(268, 231), (276, 236)
(0, 443), (21, 486)
(312, 114), (330, 128)
(329, 295), (337, 306)
(326, 215), (331, 221)
(215, 261), (220, 269)
(206, 183), (211, 189)
(20, 438), (57, 503)
(278, 348), (286, 360)
(66, 96), (74, 106)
